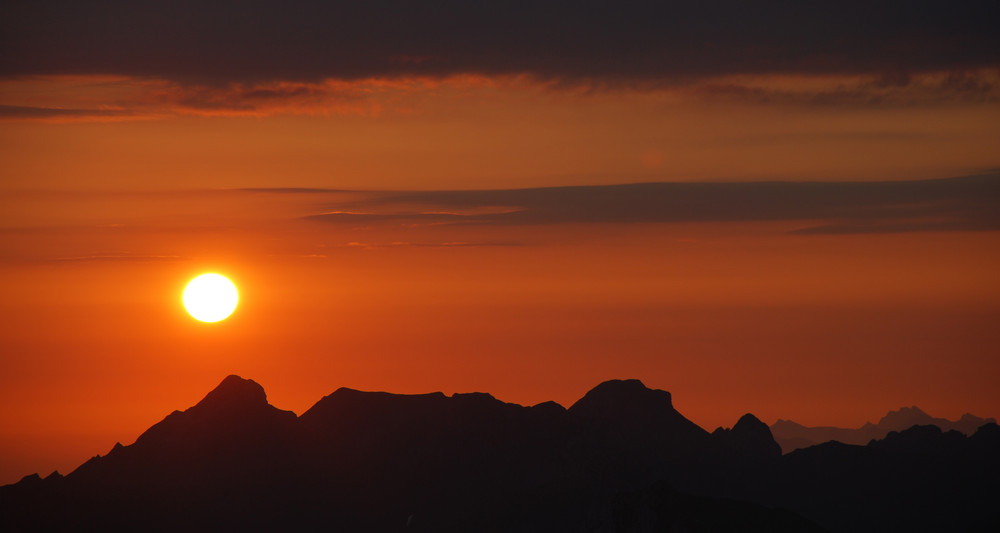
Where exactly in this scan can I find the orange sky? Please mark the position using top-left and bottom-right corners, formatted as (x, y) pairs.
(3, 74), (1000, 190)
(2, 65), (1000, 484)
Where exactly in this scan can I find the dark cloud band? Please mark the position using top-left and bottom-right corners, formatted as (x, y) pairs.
(2, 1), (997, 83)
(301, 174), (1000, 234)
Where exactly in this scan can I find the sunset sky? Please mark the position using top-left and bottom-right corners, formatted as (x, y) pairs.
(2, 1), (999, 485)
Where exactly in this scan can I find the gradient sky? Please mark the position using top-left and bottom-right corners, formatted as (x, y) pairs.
(2, 1), (999, 485)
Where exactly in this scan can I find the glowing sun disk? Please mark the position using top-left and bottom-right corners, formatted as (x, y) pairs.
(183, 274), (238, 322)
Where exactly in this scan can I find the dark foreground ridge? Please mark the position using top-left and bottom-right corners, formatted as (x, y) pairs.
(2, 376), (998, 532)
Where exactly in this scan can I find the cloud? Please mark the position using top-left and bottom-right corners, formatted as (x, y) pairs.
(51, 253), (185, 263)
(2, 1), (997, 84)
(139, 80), (386, 117)
(338, 241), (522, 250)
(240, 187), (352, 194)
(692, 70), (1000, 107)
(0, 76), (450, 121)
(301, 173), (1000, 234)
(791, 220), (994, 235)
(0, 104), (132, 121)
(5, 71), (996, 123)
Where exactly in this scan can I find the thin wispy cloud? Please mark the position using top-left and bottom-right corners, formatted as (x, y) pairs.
(52, 253), (186, 263)
(338, 241), (522, 250)
(691, 70), (1000, 108)
(0, 104), (133, 121)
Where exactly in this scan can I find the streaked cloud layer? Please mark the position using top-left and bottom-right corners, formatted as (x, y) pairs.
(300, 173), (1000, 234)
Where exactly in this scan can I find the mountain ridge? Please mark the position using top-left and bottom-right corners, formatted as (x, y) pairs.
(771, 405), (996, 452)
(2, 375), (996, 532)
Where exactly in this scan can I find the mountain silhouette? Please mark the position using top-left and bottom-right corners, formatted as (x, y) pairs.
(761, 423), (1000, 532)
(1, 376), (996, 532)
(771, 405), (996, 452)
(713, 413), (783, 462)
(69, 375), (298, 490)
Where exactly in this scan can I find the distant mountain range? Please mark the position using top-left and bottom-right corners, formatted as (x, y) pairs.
(2, 376), (997, 532)
(772, 406), (996, 452)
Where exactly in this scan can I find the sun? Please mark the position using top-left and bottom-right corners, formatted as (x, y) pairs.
(183, 273), (239, 322)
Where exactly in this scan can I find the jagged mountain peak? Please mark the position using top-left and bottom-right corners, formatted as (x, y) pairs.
(876, 405), (930, 426)
(713, 413), (782, 459)
(122, 376), (295, 459)
(733, 413), (768, 431)
(568, 379), (673, 418)
(714, 413), (770, 434)
(191, 374), (269, 413)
